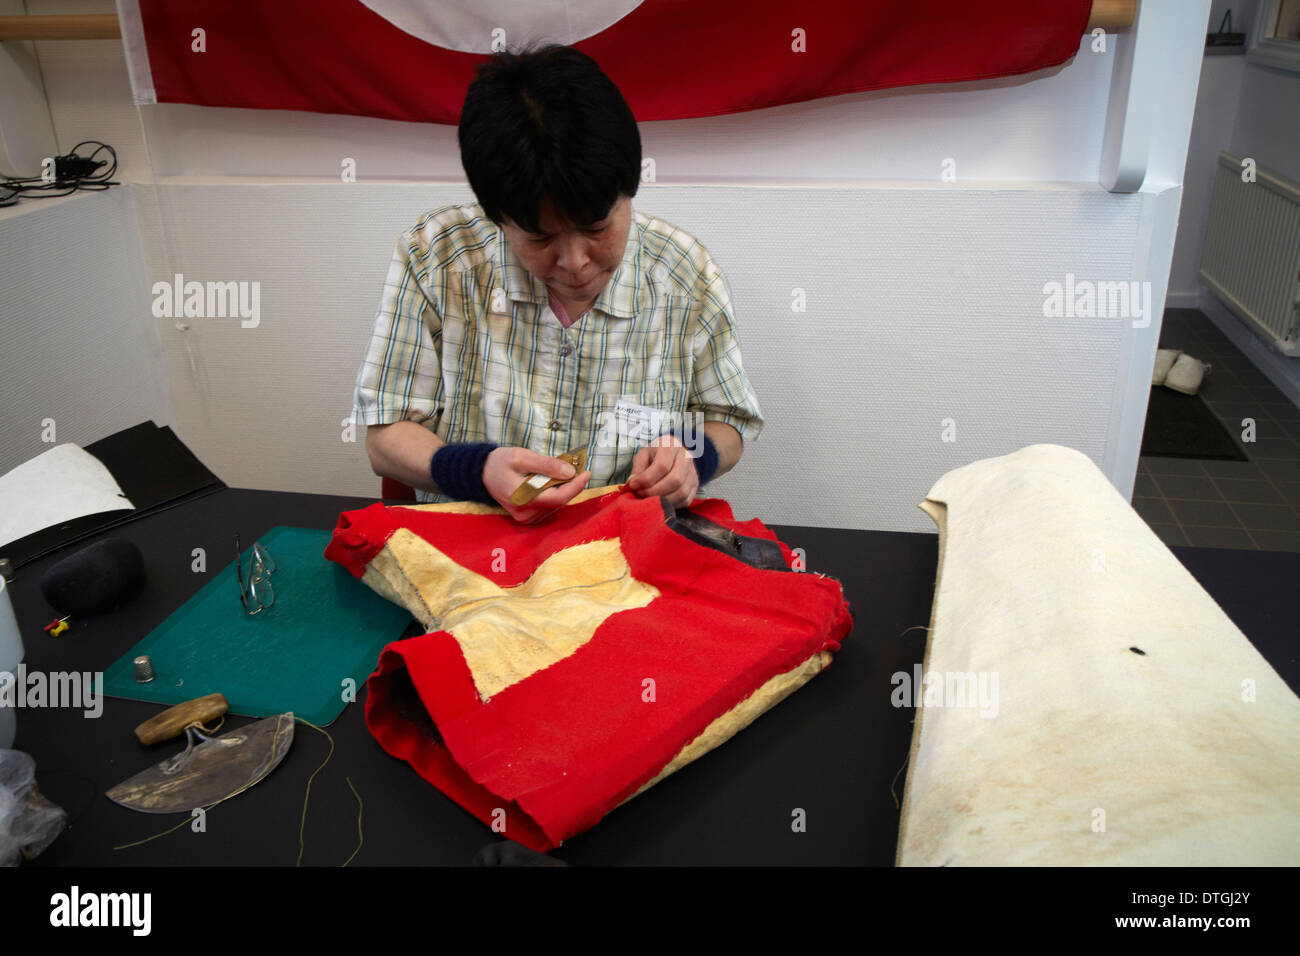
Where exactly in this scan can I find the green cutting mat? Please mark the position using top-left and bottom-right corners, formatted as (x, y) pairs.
(101, 526), (414, 726)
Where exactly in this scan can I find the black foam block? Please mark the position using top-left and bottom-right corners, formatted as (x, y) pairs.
(39, 538), (145, 617)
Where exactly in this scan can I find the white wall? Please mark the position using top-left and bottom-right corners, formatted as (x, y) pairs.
(1211, 37), (1300, 405)
(1168, 0), (1300, 402)
(1170, 0), (1259, 304)
(0, 0), (1215, 530)
(0, 189), (172, 474)
(1231, 30), (1300, 188)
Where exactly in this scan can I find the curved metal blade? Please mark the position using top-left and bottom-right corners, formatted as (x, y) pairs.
(107, 713), (295, 813)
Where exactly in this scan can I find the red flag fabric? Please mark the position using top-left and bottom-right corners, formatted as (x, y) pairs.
(123, 0), (1092, 124)
(325, 487), (853, 850)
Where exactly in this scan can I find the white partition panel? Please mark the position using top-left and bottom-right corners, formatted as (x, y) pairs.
(131, 181), (1152, 531)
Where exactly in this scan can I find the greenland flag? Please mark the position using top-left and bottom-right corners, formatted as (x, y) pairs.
(116, 0), (1092, 124)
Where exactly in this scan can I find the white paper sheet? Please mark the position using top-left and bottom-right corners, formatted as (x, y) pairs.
(0, 444), (135, 549)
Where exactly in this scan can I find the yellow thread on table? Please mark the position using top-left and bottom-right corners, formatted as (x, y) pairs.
(889, 624), (931, 809)
(890, 748), (912, 811)
(295, 718), (364, 867)
(341, 777), (364, 867)
(112, 812), (193, 850)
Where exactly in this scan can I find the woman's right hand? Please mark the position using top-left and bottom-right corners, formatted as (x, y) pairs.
(483, 447), (591, 524)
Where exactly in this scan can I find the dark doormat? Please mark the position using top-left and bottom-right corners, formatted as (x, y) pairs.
(1141, 386), (1249, 460)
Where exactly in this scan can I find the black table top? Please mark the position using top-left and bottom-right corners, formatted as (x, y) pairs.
(9, 487), (1299, 866)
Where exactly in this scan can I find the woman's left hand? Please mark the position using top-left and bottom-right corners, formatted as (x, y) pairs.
(626, 433), (698, 508)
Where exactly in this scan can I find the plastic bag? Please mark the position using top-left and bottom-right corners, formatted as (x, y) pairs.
(0, 749), (67, 865)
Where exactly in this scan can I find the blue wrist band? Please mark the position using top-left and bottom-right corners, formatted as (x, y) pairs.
(693, 434), (719, 486)
(429, 442), (498, 503)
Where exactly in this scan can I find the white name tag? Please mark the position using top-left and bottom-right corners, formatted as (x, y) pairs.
(612, 398), (667, 442)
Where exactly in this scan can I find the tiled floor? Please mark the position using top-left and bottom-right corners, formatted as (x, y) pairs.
(1136, 308), (1300, 552)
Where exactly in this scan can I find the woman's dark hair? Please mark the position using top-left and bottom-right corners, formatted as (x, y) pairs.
(458, 44), (641, 232)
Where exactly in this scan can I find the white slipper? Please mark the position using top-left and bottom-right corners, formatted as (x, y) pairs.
(1151, 348), (1181, 386)
(1165, 353), (1210, 395)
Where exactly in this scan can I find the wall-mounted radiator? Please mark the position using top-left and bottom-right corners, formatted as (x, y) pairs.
(1199, 151), (1300, 358)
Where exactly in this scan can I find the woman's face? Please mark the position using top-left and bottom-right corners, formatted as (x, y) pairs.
(501, 195), (632, 303)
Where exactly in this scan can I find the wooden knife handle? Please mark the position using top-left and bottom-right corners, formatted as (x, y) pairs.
(134, 693), (229, 745)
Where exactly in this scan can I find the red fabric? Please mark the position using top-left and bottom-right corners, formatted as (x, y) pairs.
(380, 476), (417, 501)
(326, 488), (853, 850)
(135, 1), (1092, 124)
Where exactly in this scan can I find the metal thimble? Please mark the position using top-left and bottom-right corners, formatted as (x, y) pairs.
(133, 655), (156, 683)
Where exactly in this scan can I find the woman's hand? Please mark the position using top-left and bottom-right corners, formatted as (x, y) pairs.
(483, 447), (591, 524)
(626, 434), (698, 508)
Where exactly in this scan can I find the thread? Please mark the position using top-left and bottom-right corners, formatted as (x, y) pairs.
(341, 777), (364, 867)
(890, 746), (912, 811)
(295, 717), (334, 866)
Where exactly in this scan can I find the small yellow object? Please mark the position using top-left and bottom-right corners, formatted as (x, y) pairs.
(49, 621), (69, 637)
(509, 447), (588, 507)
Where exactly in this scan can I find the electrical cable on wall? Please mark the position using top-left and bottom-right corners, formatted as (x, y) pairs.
(0, 141), (119, 207)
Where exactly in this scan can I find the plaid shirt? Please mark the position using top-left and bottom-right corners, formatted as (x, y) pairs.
(353, 202), (764, 503)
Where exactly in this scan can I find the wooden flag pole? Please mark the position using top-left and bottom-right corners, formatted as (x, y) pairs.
(1086, 0), (1138, 32)
(0, 14), (120, 40)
